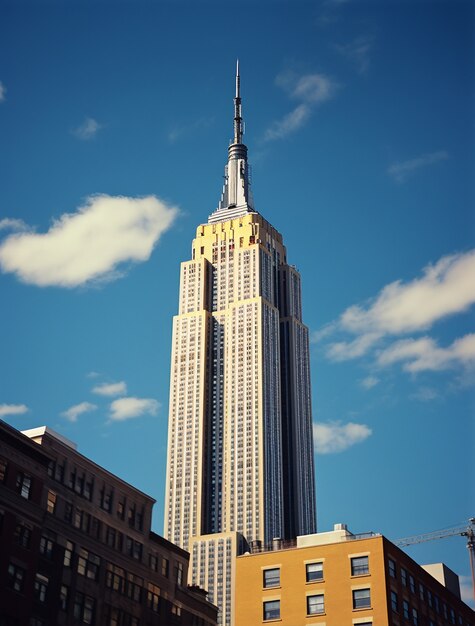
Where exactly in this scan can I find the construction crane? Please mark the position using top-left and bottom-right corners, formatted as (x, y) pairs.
(395, 518), (475, 603)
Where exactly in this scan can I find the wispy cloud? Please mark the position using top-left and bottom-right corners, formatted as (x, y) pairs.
(86, 371), (101, 379)
(92, 381), (127, 397)
(263, 71), (338, 142)
(61, 401), (97, 423)
(318, 0), (351, 26)
(411, 386), (439, 402)
(313, 421), (372, 454)
(334, 35), (374, 75)
(327, 332), (382, 362)
(0, 194), (178, 288)
(109, 397), (159, 422)
(378, 334), (475, 372)
(72, 117), (102, 140)
(0, 81), (6, 103)
(0, 404), (29, 417)
(0, 218), (30, 232)
(360, 375), (379, 389)
(168, 117), (214, 144)
(388, 150), (449, 183)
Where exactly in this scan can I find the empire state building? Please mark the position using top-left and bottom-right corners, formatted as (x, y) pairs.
(164, 64), (316, 625)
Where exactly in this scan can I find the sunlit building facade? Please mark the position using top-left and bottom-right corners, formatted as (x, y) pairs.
(164, 65), (317, 625)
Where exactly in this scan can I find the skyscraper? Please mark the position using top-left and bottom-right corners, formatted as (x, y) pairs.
(164, 64), (316, 625)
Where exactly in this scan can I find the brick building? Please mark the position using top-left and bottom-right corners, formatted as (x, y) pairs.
(235, 524), (474, 626)
(0, 420), (217, 626)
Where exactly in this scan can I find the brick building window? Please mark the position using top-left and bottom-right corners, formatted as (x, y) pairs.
(351, 556), (369, 576)
(64, 541), (74, 567)
(147, 583), (160, 612)
(40, 536), (54, 558)
(100, 487), (113, 512)
(149, 554), (158, 572)
(77, 549), (100, 580)
(106, 525), (117, 548)
(73, 592), (95, 624)
(353, 588), (371, 609)
(125, 536), (142, 560)
(307, 594), (324, 615)
(73, 509), (90, 533)
(175, 561), (183, 585)
(0, 457), (7, 482)
(34, 574), (48, 603)
(388, 558), (396, 578)
(401, 567), (407, 586)
(306, 562), (323, 582)
(161, 557), (169, 577)
(106, 563), (125, 593)
(412, 607), (419, 625)
(60, 585), (69, 611)
(126, 572), (143, 602)
(14, 523), (31, 548)
(64, 503), (73, 524)
(47, 490), (57, 514)
(16, 473), (32, 499)
(391, 590), (399, 612)
(263, 600), (280, 621)
(263, 568), (280, 588)
(7, 563), (25, 592)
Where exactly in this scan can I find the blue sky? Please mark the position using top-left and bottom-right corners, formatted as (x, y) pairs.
(0, 0), (474, 605)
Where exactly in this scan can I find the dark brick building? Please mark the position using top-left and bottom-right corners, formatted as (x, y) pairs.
(0, 420), (218, 626)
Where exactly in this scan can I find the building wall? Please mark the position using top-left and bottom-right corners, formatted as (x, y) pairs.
(0, 421), (217, 626)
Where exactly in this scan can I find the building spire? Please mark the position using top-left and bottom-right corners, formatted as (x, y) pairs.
(233, 59), (243, 144)
(208, 62), (254, 223)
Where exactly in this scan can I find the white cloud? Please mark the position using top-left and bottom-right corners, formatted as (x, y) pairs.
(334, 35), (374, 74)
(109, 397), (159, 422)
(360, 376), (379, 389)
(316, 250), (475, 381)
(0, 218), (30, 232)
(0, 81), (6, 102)
(92, 381), (127, 397)
(0, 194), (178, 287)
(313, 421), (372, 454)
(377, 334), (475, 372)
(339, 250), (475, 341)
(0, 404), (29, 417)
(61, 401), (97, 423)
(72, 117), (102, 140)
(388, 150), (449, 183)
(264, 72), (337, 142)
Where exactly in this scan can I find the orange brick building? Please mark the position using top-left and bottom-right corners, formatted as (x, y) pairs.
(235, 524), (474, 626)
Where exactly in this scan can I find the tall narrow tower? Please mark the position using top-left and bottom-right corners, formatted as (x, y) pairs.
(164, 64), (316, 625)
